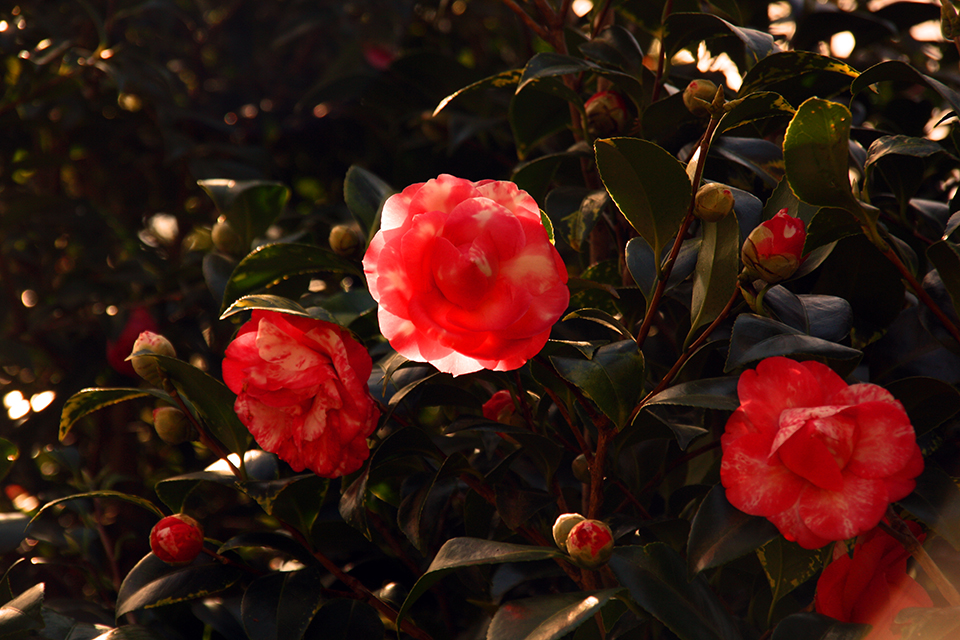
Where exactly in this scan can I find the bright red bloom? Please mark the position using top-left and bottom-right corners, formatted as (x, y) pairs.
(482, 389), (516, 423)
(720, 357), (923, 549)
(223, 310), (379, 478)
(150, 514), (204, 565)
(362, 174), (569, 376)
(741, 209), (806, 283)
(815, 522), (933, 640)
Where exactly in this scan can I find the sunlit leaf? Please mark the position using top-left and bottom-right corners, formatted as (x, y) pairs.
(487, 590), (623, 640)
(116, 553), (242, 617)
(688, 209), (739, 346)
(220, 294), (313, 320)
(756, 538), (826, 610)
(60, 388), (172, 441)
(343, 165), (395, 238)
(551, 339), (644, 429)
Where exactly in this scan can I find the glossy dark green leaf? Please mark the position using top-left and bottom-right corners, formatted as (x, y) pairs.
(203, 252), (237, 305)
(511, 86), (573, 159)
(241, 567), (327, 640)
(898, 461), (960, 550)
(218, 531), (316, 567)
(397, 455), (464, 553)
(562, 308), (634, 342)
(155, 468), (237, 514)
(625, 236), (657, 301)
(725, 314), (862, 372)
(0, 513), (28, 556)
(434, 68), (522, 116)
(487, 590), (623, 640)
(756, 537), (826, 609)
(307, 599), (383, 640)
(138, 354), (250, 456)
(927, 240), (960, 323)
(885, 377), (960, 437)
(687, 484), (778, 576)
(851, 60), (960, 119)
(241, 474), (328, 537)
(0, 438), (18, 484)
(513, 146), (592, 204)
(716, 91), (794, 135)
(343, 165), (394, 238)
(595, 137), (691, 260)
(865, 135), (945, 168)
(804, 207), (861, 253)
(770, 613), (869, 640)
(711, 136), (785, 187)
(518, 52), (643, 109)
(221, 243), (361, 312)
(398, 538), (564, 626)
(27, 491), (165, 539)
(551, 339), (644, 429)
(579, 25), (645, 74)
(663, 12), (776, 70)
(689, 208), (739, 345)
(220, 294), (313, 320)
(609, 543), (743, 640)
(738, 51), (859, 99)
(783, 99), (864, 223)
(0, 583), (44, 637)
(198, 179), (290, 249)
(643, 377), (740, 411)
(799, 295), (853, 343)
(60, 388), (172, 441)
(116, 553), (242, 617)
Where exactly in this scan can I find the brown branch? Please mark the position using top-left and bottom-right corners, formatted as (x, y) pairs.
(499, 0), (552, 42)
(881, 509), (960, 607)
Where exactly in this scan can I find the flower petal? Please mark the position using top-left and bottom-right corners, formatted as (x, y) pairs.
(798, 475), (888, 542)
(721, 432), (806, 517)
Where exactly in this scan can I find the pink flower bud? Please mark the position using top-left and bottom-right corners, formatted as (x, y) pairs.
(584, 90), (630, 138)
(130, 331), (176, 387)
(150, 514), (204, 565)
(683, 79), (718, 116)
(565, 519), (614, 568)
(741, 209), (807, 283)
(552, 513), (586, 552)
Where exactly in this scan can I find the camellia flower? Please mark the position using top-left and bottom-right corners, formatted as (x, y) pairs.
(223, 310), (380, 478)
(815, 521), (933, 640)
(720, 357), (923, 549)
(362, 174), (569, 376)
(741, 209), (806, 283)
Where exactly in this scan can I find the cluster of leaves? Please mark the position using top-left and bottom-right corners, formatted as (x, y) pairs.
(3, 1), (960, 639)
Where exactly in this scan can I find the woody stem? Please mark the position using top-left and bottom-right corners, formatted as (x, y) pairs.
(881, 508), (960, 606)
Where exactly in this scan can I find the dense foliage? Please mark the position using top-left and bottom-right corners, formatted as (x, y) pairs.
(3, 0), (960, 639)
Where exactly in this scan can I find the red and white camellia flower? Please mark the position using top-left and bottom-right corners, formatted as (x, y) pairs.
(720, 357), (923, 549)
(223, 310), (380, 478)
(363, 174), (569, 376)
(815, 521), (932, 640)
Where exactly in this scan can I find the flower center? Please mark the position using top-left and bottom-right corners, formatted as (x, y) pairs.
(431, 237), (499, 309)
(770, 406), (857, 491)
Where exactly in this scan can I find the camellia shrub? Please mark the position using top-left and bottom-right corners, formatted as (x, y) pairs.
(4, 1), (960, 640)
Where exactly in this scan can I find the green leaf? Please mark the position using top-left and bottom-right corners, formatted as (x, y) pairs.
(687, 484), (779, 576)
(783, 98), (864, 223)
(927, 240), (960, 324)
(0, 438), (18, 484)
(865, 135), (945, 168)
(0, 584), (44, 637)
(0, 513), (28, 556)
(198, 179), (290, 249)
(27, 491), (165, 537)
(716, 91), (794, 135)
(512, 146), (592, 204)
(579, 25), (646, 75)
(804, 207), (861, 254)
(487, 590), (623, 640)
(725, 314), (862, 372)
(756, 537), (826, 611)
(116, 553), (242, 617)
(885, 377), (960, 437)
(595, 137), (691, 260)
(343, 165), (395, 238)
(625, 236), (657, 301)
(241, 474), (328, 537)
(663, 12), (776, 71)
(738, 51), (859, 99)
(307, 599), (384, 640)
(851, 60), (960, 119)
(898, 461), (960, 550)
(770, 613), (869, 640)
(551, 339), (644, 429)
(688, 209), (739, 346)
(562, 308), (634, 342)
(511, 86), (573, 159)
(221, 243), (362, 312)
(60, 388), (172, 441)
(398, 538), (564, 627)
(397, 455), (464, 553)
(433, 68), (523, 117)
(518, 52), (644, 109)
(218, 531), (317, 567)
(609, 544), (743, 640)
(643, 376), (740, 411)
(241, 568), (327, 640)
(155, 468), (237, 514)
(142, 354), (251, 456)
(92, 626), (169, 640)
(220, 294), (314, 320)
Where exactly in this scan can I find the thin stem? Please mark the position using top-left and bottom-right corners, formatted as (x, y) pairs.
(499, 0), (552, 41)
(881, 509), (960, 606)
(587, 428), (612, 519)
(650, 0), (673, 102)
(635, 115), (721, 347)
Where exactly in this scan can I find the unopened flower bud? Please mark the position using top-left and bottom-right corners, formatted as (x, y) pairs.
(482, 389), (516, 423)
(552, 513), (586, 552)
(152, 407), (196, 444)
(150, 514), (204, 565)
(211, 217), (243, 255)
(571, 454), (591, 484)
(584, 90), (630, 138)
(741, 209), (807, 283)
(694, 183), (736, 222)
(683, 79), (718, 117)
(129, 331), (176, 387)
(566, 519), (614, 569)
(328, 224), (364, 257)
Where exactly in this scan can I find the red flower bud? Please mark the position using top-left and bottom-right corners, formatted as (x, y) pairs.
(130, 331), (176, 387)
(683, 79), (718, 116)
(150, 514), (204, 565)
(482, 390), (516, 423)
(565, 519), (614, 568)
(741, 209), (806, 283)
(584, 90), (630, 138)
